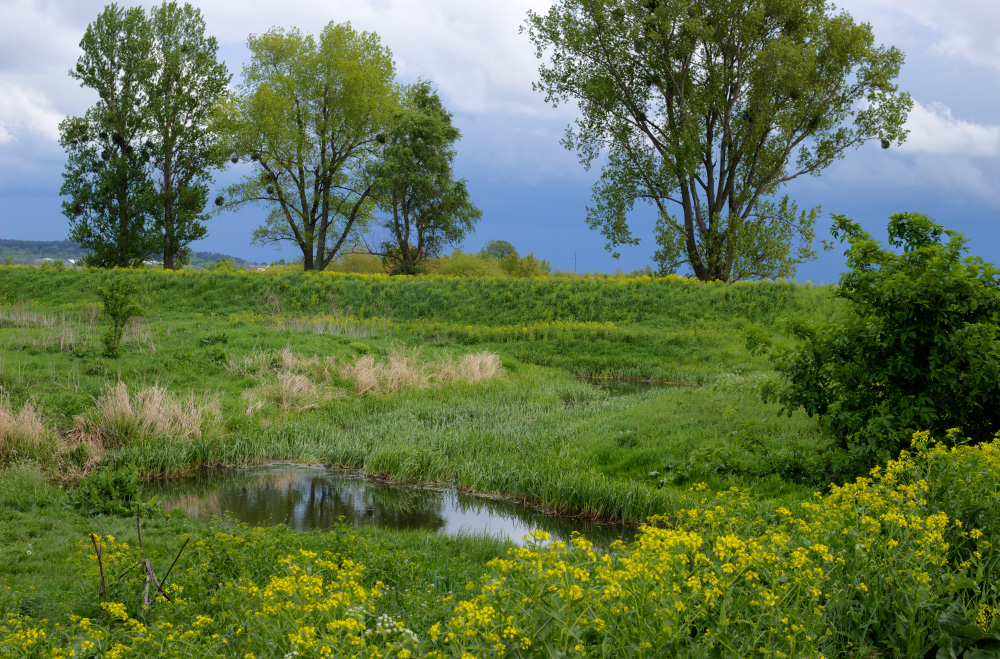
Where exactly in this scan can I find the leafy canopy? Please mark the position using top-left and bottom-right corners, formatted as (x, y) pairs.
(367, 81), (481, 275)
(60, 2), (229, 270)
(145, 2), (231, 270)
(60, 4), (160, 268)
(763, 212), (1000, 468)
(524, 0), (912, 281)
(220, 22), (399, 271)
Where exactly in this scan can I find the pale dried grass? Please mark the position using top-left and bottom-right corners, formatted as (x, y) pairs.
(72, 383), (222, 449)
(227, 348), (333, 381)
(340, 348), (501, 395)
(121, 317), (158, 353)
(340, 354), (380, 395)
(339, 349), (428, 395)
(0, 397), (56, 460)
(435, 351), (502, 384)
(285, 313), (390, 339)
(231, 346), (501, 403)
(242, 371), (339, 414)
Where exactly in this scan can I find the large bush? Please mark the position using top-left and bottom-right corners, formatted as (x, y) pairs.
(764, 212), (1000, 466)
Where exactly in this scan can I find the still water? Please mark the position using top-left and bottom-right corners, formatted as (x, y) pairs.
(584, 376), (696, 396)
(144, 464), (634, 547)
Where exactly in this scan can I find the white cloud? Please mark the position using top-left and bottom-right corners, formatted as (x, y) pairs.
(184, 0), (559, 116)
(0, 81), (63, 144)
(900, 100), (1000, 157)
(837, 0), (1000, 72)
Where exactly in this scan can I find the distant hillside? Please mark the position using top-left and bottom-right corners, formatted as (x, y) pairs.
(0, 239), (249, 268)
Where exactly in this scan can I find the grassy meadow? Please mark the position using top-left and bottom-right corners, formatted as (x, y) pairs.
(2, 266), (998, 658)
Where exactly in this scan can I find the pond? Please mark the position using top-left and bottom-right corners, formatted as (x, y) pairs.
(582, 376), (698, 396)
(144, 464), (634, 548)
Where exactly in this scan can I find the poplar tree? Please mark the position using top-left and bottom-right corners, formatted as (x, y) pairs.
(60, 4), (159, 268)
(60, 2), (230, 269)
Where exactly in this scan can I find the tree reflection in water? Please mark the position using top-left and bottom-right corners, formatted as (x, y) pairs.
(144, 465), (632, 547)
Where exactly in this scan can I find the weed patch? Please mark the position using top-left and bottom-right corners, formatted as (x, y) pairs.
(71, 383), (222, 450)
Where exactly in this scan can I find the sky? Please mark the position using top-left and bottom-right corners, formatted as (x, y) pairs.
(2, 0), (1000, 282)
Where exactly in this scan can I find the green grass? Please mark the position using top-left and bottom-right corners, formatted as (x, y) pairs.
(0, 266), (840, 523)
(4, 268), (998, 659)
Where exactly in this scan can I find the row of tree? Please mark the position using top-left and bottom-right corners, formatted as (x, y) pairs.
(61, 3), (480, 274)
(64, 0), (912, 282)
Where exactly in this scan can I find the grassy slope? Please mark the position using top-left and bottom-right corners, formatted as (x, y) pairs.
(0, 267), (839, 524)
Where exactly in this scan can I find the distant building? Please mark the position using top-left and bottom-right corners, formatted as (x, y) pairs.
(248, 263), (269, 271)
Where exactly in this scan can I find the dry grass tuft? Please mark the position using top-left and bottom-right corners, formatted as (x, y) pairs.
(436, 350), (502, 384)
(228, 348), (333, 381)
(242, 371), (339, 414)
(0, 397), (58, 462)
(340, 347), (502, 395)
(340, 354), (380, 395)
(72, 383), (222, 449)
(231, 346), (501, 406)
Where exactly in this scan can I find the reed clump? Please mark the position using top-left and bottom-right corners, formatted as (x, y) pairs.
(339, 348), (501, 395)
(231, 346), (502, 404)
(71, 383), (222, 449)
(0, 397), (59, 464)
(242, 372), (340, 415)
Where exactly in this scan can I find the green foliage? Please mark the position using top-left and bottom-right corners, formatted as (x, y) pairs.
(524, 0), (912, 281)
(479, 239), (516, 260)
(221, 21), (399, 271)
(99, 276), (145, 357)
(430, 250), (503, 277)
(5, 438), (1000, 658)
(765, 213), (1000, 467)
(67, 464), (159, 517)
(498, 250), (552, 277)
(327, 252), (386, 274)
(370, 81), (482, 275)
(145, 2), (231, 270)
(205, 258), (241, 273)
(60, 3), (229, 270)
(60, 4), (160, 269)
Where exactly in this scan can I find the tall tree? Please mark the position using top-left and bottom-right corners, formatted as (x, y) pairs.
(60, 4), (160, 268)
(60, 2), (230, 269)
(525, 0), (912, 282)
(367, 82), (482, 275)
(146, 2), (231, 270)
(220, 22), (399, 271)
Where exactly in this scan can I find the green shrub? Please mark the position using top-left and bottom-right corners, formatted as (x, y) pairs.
(98, 276), (144, 358)
(67, 464), (159, 517)
(431, 250), (503, 277)
(328, 253), (386, 274)
(763, 212), (1000, 468)
(499, 250), (552, 277)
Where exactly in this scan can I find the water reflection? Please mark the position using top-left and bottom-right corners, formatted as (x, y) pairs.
(584, 377), (683, 396)
(144, 465), (634, 547)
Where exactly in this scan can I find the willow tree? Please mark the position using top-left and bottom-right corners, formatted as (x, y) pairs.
(221, 22), (399, 271)
(525, 0), (912, 281)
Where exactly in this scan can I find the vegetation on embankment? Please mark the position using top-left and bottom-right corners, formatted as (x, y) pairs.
(0, 266), (837, 523)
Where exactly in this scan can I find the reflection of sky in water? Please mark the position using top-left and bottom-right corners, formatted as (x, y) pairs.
(145, 465), (634, 548)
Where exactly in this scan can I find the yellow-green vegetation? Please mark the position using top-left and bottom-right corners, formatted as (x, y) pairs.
(2, 266), (998, 657)
(1, 435), (998, 657)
